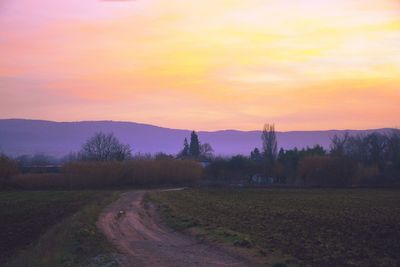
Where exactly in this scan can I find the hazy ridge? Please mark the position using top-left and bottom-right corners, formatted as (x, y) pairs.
(0, 119), (393, 157)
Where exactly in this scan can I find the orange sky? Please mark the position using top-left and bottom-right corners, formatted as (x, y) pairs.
(0, 0), (399, 130)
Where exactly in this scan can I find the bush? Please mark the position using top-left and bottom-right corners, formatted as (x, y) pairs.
(354, 164), (380, 186)
(204, 156), (262, 182)
(298, 156), (357, 187)
(8, 159), (202, 189)
(0, 155), (19, 189)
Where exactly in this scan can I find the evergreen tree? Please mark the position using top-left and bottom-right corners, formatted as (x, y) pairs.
(189, 131), (200, 157)
(278, 148), (285, 162)
(180, 138), (189, 158)
(250, 147), (262, 162)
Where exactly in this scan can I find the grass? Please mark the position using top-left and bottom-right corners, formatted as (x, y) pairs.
(149, 188), (400, 267)
(0, 190), (120, 267)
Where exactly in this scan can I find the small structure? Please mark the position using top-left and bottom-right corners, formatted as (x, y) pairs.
(250, 174), (274, 185)
(200, 161), (210, 168)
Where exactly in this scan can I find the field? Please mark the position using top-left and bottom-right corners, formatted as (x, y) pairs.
(150, 188), (400, 266)
(0, 190), (120, 266)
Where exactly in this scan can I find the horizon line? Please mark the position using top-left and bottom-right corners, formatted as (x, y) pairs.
(0, 118), (397, 133)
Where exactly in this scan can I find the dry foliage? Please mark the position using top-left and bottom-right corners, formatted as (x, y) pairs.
(9, 159), (202, 189)
(297, 156), (358, 187)
(0, 156), (19, 189)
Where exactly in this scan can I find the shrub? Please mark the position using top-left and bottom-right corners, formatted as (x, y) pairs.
(298, 156), (357, 187)
(354, 164), (380, 186)
(8, 159), (203, 189)
(0, 155), (19, 189)
(204, 156), (262, 182)
(65, 159), (203, 188)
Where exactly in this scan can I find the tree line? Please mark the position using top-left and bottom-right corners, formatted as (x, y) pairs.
(2, 125), (400, 188)
(205, 124), (400, 187)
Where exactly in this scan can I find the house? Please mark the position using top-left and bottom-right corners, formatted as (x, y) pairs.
(200, 161), (210, 168)
(250, 174), (274, 185)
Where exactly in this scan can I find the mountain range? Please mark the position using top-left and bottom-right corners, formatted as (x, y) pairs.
(0, 119), (393, 157)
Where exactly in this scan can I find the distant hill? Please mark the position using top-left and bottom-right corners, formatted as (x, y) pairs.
(0, 119), (394, 157)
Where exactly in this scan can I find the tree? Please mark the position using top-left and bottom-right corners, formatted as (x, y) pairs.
(365, 133), (387, 168)
(308, 145), (326, 156)
(79, 132), (131, 161)
(178, 138), (190, 158)
(30, 154), (56, 166)
(15, 154), (57, 167)
(200, 143), (214, 160)
(331, 132), (387, 167)
(330, 132), (349, 156)
(189, 131), (200, 158)
(387, 130), (400, 169)
(250, 147), (262, 162)
(155, 152), (174, 160)
(261, 123), (278, 176)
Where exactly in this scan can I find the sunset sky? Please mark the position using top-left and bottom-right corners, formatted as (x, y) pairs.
(0, 0), (399, 131)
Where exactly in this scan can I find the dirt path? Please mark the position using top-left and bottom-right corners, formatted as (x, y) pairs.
(97, 191), (257, 267)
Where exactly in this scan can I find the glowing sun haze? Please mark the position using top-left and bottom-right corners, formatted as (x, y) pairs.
(0, 0), (399, 130)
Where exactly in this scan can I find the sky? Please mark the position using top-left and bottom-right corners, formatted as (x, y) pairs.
(0, 0), (399, 131)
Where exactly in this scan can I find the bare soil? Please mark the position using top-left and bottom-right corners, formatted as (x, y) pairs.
(151, 188), (400, 267)
(97, 191), (258, 267)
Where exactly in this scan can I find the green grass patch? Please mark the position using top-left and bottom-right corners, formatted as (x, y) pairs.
(1, 190), (121, 267)
(149, 188), (400, 267)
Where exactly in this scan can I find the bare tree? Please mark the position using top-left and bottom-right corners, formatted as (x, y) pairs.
(330, 132), (349, 156)
(200, 143), (214, 160)
(80, 132), (131, 161)
(387, 129), (400, 168)
(331, 132), (388, 167)
(262, 123), (277, 176)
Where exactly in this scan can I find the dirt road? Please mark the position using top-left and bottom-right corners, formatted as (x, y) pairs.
(97, 191), (257, 267)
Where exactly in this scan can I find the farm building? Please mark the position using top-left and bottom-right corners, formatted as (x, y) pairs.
(250, 174), (274, 185)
